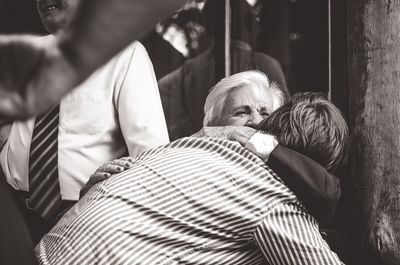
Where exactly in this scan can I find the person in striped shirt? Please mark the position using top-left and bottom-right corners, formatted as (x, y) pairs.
(85, 71), (341, 225)
(36, 88), (348, 264)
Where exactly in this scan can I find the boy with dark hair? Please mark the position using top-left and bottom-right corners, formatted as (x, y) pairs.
(259, 92), (349, 172)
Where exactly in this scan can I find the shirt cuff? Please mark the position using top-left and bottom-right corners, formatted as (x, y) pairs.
(244, 132), (279, 162)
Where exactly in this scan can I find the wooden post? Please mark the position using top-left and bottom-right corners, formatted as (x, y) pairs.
(348, 1), (400, 264)
(214, 0), (231, 81)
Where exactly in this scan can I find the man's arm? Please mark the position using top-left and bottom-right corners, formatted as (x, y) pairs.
(254, 202), (344, 265)
(0, 0), (189, 119)
(117, 42), (169, 157)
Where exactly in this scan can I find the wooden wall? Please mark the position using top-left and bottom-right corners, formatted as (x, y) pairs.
(348, 1), (400, 264)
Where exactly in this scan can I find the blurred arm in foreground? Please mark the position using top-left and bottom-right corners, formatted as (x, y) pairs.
(0, 0), (188, 119)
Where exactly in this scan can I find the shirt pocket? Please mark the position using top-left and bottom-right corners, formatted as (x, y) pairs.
(60, 92), (108, 135)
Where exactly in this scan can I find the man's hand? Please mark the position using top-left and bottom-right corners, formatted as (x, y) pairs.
(0, 0), (191, 120)
(79, 157), (135, 198)
(0, 35), (80, 119)
(192, 126), (257, 146)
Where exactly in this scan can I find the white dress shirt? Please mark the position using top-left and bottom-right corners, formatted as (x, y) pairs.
(0, 37), (169, 201)
(245, 132), (279, 162)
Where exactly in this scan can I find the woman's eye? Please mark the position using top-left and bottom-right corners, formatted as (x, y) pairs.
(235, 110), (248, 116)
(260, 111), (270, 117)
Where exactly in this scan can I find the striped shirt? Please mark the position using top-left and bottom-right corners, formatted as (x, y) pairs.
(36, 137), (344, 265)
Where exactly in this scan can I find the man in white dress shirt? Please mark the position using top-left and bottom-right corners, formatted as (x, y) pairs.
(0, 0), (169, 243)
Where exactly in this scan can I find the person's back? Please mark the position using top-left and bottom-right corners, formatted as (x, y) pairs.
(37, 137), (342, 265)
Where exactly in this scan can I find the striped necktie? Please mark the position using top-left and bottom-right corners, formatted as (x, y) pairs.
(28, 104), (62, 220)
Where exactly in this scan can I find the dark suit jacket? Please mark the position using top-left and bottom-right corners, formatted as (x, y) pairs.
(0, 174), (37, 265)
(268, 145), (341, 225)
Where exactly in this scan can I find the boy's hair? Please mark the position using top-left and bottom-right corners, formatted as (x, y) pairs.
(203, 70), (285, 126)
(258, 92), (349, 172)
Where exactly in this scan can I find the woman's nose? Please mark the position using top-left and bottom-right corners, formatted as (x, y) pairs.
(246, 112), (263, 128)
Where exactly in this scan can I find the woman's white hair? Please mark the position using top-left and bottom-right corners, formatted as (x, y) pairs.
(203, 70), (286, 126)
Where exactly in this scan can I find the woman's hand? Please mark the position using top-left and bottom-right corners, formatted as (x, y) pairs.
(80, 157), (135, 198)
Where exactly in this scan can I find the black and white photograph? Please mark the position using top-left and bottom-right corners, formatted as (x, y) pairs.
(0, 0), (397, 264)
